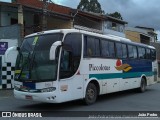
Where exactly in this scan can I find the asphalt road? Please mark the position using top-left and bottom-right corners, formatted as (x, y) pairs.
(0, 83), (160, 119)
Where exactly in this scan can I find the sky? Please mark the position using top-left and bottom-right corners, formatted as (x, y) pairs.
(1, 0), (160, 40)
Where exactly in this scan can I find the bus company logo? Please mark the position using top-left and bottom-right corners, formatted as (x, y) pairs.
(115, 59), (132, 72)
(89, 64), (110, 71)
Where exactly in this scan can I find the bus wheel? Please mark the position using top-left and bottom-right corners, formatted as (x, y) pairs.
(138, 78), (146, 93)
(84, 83), (97, 105)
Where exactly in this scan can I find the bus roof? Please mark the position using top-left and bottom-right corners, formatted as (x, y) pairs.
(25, 29), (155, 49)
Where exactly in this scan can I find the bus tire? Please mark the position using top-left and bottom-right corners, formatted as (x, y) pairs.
(84, 83), (97, 105)
(138, 78), (146, 93)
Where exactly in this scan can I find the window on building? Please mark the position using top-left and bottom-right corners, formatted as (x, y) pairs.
(11, 18), (18, 25)
(112, 22), (117, 30)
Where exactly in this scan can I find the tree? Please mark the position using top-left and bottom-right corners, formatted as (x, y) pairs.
(77, 0), (104, 14)
(108, 12), (123, 20)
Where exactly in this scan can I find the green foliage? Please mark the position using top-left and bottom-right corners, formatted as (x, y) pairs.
(108, 12), (123, 20)
(77, 0), (104, 14)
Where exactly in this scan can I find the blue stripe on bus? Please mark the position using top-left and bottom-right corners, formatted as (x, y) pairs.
(89, 72), (155, 80)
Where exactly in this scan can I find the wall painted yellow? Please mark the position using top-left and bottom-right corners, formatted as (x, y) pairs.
(125, 30), (140, 43)
(47, 18), (72, 29)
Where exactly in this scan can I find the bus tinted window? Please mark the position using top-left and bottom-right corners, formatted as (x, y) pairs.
(151, 49), (156, 60)
(60, 33), (82, 79)
(95, 38), (101, 56)
(122, 44), (127, 59)
(138, 47), (146, 59)
(133, 46), (138, 59)
(84, 36), (100, 57)
(128, 45), (137, 59)
(108, 41), (115, 58)
(64, 33), (82, 56)
(116, 43), (122, 58)
(146, 49), (151, 59)
(128, 45), (134, 58)
(101, 40), (109, 57)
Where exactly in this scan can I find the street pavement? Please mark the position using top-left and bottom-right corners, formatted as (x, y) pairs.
(0, 83), (160, 120)
(0, 89), (13, 98)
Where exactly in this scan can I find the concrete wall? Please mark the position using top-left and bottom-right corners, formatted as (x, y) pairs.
(0, 6), (18, 26)
(125, 30), (140, 43)
(47, 17), (72, 30)
(0, 24), (22, 46)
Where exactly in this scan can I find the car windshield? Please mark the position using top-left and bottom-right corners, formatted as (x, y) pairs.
(15, 33), (63, 81)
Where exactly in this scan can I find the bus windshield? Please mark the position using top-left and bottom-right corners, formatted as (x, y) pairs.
(15, 33), (63, 82)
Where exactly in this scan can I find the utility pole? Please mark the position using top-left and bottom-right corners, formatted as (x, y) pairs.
(42, 0), (48, 31)
(18, 4), (24, 45)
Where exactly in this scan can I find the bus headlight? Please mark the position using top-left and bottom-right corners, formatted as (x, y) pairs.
(41, 87), (56, 93)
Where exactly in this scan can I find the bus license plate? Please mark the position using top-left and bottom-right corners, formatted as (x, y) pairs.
(25, 95), (33, 100)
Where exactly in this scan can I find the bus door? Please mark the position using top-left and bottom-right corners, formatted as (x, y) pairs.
(58, 33), (83, 102)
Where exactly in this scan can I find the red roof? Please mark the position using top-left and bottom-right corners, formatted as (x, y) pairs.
(15, 0), (71, 15)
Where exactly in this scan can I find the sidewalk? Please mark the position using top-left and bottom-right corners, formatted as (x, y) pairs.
(0, 89), (14, 97)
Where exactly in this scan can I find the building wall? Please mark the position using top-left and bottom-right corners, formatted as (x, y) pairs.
(0, 39), (18, 89)
(0, 6), (18, 26)
(0, 24), (22, 46)
(125, 30), (141, 43)
(24, 11), (34, 35)
(74, 15), (102, 30)
(102, 21), (126, 37)
(47, 17), (72, 30)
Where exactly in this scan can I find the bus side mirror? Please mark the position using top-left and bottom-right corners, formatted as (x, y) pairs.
(5, 46), (19, 63)
(50, 41), (62, 60)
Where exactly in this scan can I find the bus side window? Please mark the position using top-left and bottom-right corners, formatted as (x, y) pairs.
(116, 42), (122, 59)
(60, 50), (71, 71)
(128, 45), (134, 59)
(101, 40), (109, 57)
(138, 47), (145, 59)
(146, 49), (151, 59)
(122, 44), (127, 59)
(108, 41), (115, 58)
(151, 49), (156, 61)
(84, 36), (100, 57)
(60, 33), (82, 79)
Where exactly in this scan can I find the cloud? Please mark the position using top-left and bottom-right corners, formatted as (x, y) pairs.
(99, 0), (160, 30)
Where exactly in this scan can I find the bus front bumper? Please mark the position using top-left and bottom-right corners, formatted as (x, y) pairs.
(14, 89), (60, 103)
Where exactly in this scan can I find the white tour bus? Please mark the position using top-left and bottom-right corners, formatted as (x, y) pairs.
(5, 29), (157, 105)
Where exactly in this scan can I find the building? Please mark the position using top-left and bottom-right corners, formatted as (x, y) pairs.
(103, 15), (127, 37)
(125, 26), (158, 45)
